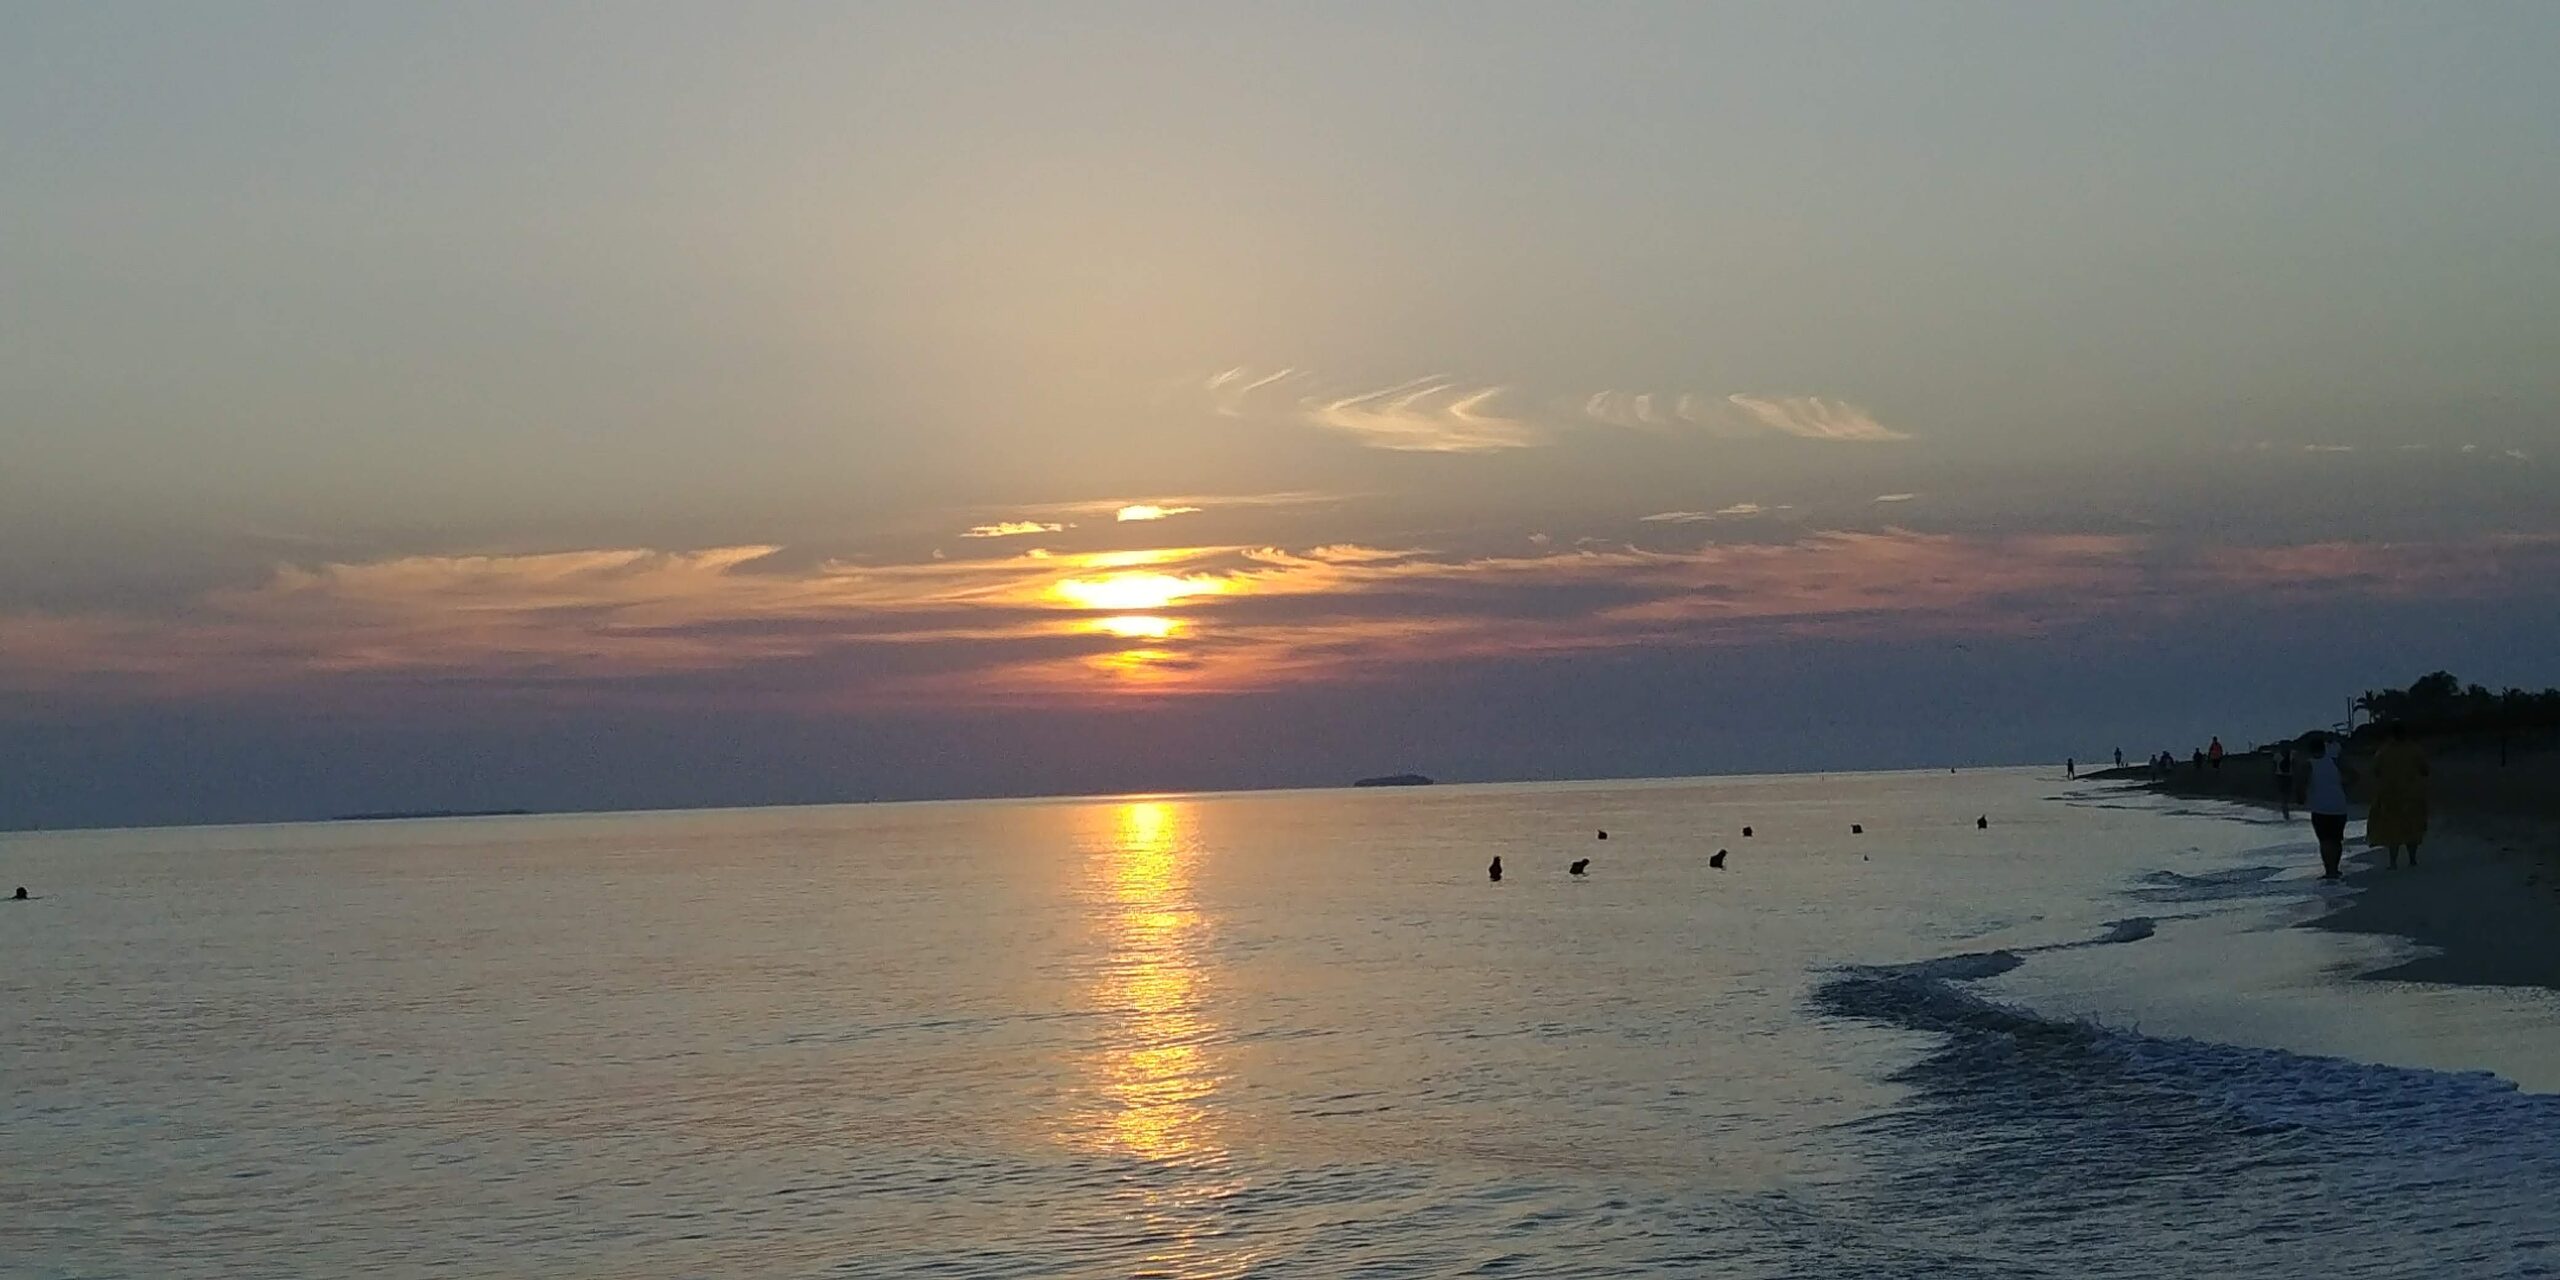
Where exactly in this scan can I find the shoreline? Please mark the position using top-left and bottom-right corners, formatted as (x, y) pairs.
(2102, 747), (2560, 993)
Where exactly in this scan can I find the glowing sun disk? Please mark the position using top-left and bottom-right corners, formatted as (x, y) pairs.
(1094, 614), (1179, 639)
(1053, 572), (1229, 612)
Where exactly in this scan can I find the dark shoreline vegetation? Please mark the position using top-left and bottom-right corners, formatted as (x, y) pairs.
(2087, 670), (2560, 993)
(2091, 670), (2560, 791)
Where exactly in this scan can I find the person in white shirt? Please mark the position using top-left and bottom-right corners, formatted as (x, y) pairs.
(2304, 737), (2354, 880)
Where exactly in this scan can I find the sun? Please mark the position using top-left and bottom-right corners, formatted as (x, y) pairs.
(1052, 571), (1229, 612)
(1092, 614), (1179, 639)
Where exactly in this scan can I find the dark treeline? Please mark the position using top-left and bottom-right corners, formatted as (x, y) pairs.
(2351, 671), (2560, 738)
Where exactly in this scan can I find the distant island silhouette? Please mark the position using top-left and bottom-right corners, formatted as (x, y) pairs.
(331, 808), (535, 822)
(1353, 774), (1434, 788)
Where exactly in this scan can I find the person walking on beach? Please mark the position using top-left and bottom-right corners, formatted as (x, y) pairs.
(2305, 738), (2353, 881)
(2066, 756), (2076, 779)
(2114, 747), (2124, 769)
(2366, 724), (2430, 869)
(2208, 736), (2225, 769)
(2273, 746), (2295, 820)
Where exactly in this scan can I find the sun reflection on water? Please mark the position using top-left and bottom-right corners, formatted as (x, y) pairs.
(1081, 799), (1225, 1167)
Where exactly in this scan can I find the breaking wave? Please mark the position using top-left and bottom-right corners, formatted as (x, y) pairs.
(1813, 923), (2560, 1277)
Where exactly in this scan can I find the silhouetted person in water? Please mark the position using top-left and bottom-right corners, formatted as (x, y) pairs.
(1708, 850), (1727, 868)
(2114, 747), (2124, 769)
(1488, 856), (1503, 883)
(1851, 824), (1863, 834)
(1596, 829), (1607, 840)
(1569, 858), (1589, 876)
(10, 886), (24, 900)
(1977, 815), (1989, 830)
(1742, 826), (1754, 838)
(2066, 757), (2076, 779)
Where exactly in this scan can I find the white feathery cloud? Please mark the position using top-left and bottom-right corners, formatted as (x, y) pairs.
(1720, 395), (1910, 442)
(1639, 502), (1788, 524)
(1873, 493), (1919, 503)
(1299, 377), (1542, 453)
(963, 520), (1067, 538)
(1214, 368), (1907, 452)
(1581, 389), (1911, 442)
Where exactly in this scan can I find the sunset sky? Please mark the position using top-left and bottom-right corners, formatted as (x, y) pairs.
(6, 4), (2558, 828)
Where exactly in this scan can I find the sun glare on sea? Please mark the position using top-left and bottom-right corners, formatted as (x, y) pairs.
(1073, 799), (1224, 1169)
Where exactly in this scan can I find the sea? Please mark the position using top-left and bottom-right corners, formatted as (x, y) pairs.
(4, 768), (2557, 1278)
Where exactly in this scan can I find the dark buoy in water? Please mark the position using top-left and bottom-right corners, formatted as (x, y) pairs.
(1708, 849), (1727, 869)
(1742, 826), (1754, 838)
(1569, 858), (1590, 876)
(1851, 823), (1863, 834)
(1976, 815), (1989, 830)
(1488, 856), (1503, 883)
(1596, 829), (1608, 840)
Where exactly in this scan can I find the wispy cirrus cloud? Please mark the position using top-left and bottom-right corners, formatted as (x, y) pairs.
(1640, 503), (1789, 524)
(1873, 493), (1919, 504)
(1209, 367), (1907, 452)
(1721, 395), (1908, 442)
(1212, 365), (1546, 451)
(1581, 390), (1909, 442)
(963, 520), (1067, 538)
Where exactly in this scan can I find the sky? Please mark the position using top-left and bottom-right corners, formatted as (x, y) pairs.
(5, 3), (2559, 829)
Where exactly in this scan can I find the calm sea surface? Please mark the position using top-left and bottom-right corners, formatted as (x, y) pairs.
(5, 769), (2557, 1277)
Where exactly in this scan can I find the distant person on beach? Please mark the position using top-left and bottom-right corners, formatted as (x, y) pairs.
(2192, 748), (2206, 773)
(2114, 747), (2124, 769)
(1488, 856), (1502, 883)
(2367, 724), (2431, 869)
(2274, 747), (2295, 820)
(2305, 739), (2353, 881)
(2208, 737), (2225, 770)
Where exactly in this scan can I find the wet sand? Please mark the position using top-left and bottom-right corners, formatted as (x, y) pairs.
(2099, 745), (2560, 992)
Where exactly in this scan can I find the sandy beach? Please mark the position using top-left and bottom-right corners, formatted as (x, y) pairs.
(2099, 744), (2560, 991)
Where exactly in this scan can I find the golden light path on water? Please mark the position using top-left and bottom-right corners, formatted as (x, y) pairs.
(1089, 800), (1221, 1161)
(1067, 798), (1249, 1277)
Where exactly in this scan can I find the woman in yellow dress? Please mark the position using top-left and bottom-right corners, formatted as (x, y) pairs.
(2366, 723), (2430, 868)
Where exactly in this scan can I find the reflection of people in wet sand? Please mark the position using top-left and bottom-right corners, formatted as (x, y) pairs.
(2367, 724), (2431, 869)
(2305, 738), (2353, 881)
